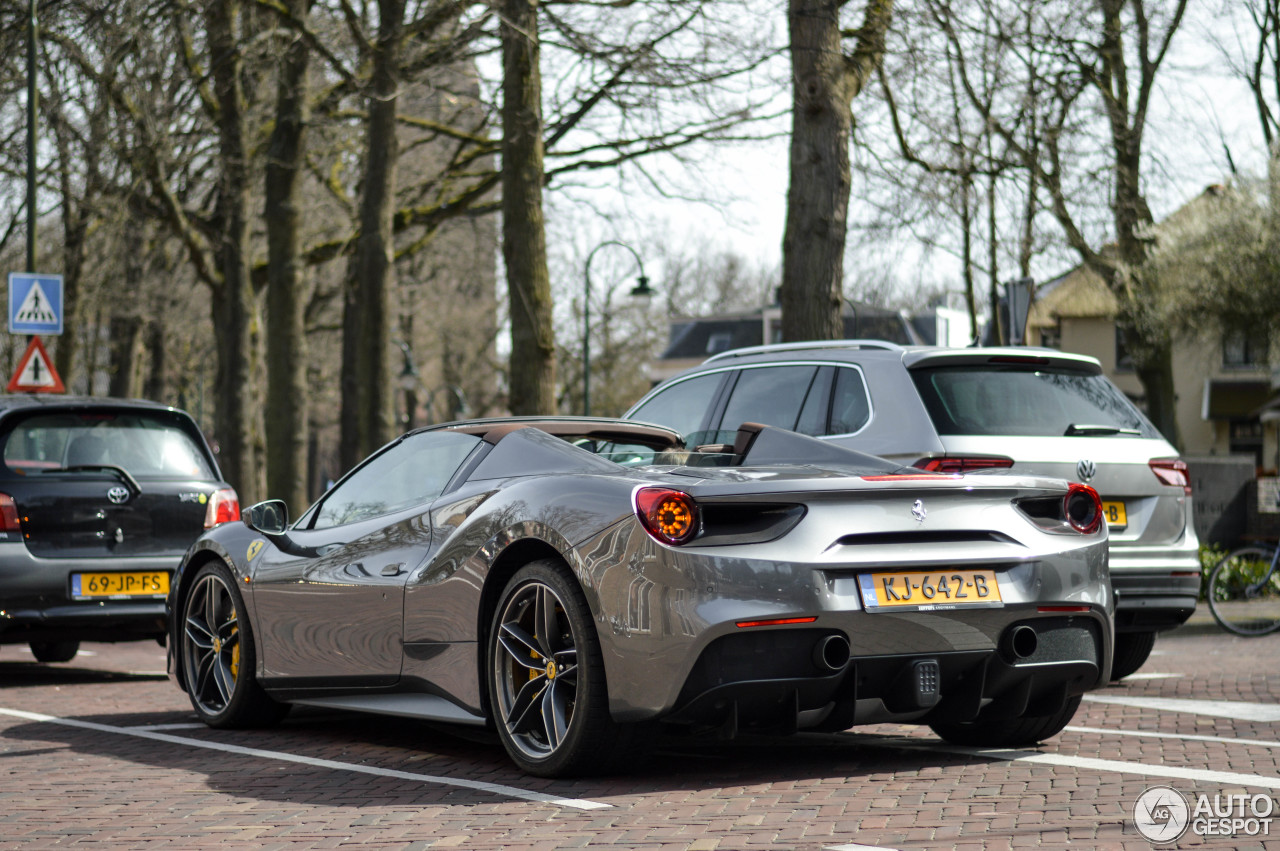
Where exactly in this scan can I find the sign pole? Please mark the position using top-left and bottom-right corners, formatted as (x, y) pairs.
(25, 0), (37, 274)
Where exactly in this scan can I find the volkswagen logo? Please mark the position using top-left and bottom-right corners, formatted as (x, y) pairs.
(911, 499), (927, 523)
(1076, 459), (1097, 483)
(106, 486), (130, 505)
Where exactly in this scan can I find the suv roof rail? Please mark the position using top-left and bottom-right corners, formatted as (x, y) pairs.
(703, 339), (905, 363)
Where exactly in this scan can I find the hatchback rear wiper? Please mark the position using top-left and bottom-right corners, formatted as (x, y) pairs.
(62, 464), (142, 498)
(1064, 423), (1143, 437)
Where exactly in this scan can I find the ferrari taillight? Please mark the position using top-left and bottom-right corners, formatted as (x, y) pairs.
(204, 488), (241, 529)
(914, 456), (1014, 474)
(1065, 483), (1103, 535)
(0, 493), (21, 533)
(1150, 458), (1191, 495)
(635, 487), (699, 546)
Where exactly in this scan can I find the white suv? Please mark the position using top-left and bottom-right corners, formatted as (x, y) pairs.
(626, 340), (1199, 679)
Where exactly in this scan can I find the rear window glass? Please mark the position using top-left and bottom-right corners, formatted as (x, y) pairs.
(3, 411), (216, 478)
(911, 366), (1162, 438)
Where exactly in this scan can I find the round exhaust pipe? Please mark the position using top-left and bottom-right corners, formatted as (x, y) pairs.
(813, 634), (851, 672)
(1002, 624), (1038, 662)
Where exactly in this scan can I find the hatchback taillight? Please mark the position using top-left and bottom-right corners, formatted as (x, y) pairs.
(914, 456), (1014, 474)
(1149, 458), (1191, 495)
(0, 493), (21, 533)
(204, 488), (241, 528)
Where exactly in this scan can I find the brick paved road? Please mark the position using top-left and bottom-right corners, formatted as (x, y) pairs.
(1, 627), (1277, 850)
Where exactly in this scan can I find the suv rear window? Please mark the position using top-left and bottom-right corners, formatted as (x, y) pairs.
(3, 412), (216, 478)
(910, 366), (1161, 438)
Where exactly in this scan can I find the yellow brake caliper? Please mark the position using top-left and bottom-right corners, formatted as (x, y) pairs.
(229, 624), (240, 680)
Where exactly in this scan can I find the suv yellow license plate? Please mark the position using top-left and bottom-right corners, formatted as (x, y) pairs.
(1101, 501), (1127, 526)
(71, 571), (170, 599)
(857, 569), (1002, 612)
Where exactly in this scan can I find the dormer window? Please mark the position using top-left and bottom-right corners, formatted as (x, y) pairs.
(1223, 330), (1267, 368)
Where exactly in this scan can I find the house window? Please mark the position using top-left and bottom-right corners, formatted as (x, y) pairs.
(1039, 322), (1061, 350)
(1115, 327), (1134, 373)
(705, 332), (734, 354)
(1223, 331), (1268, 368)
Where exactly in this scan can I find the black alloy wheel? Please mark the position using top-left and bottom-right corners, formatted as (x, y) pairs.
(488, 559), (649, 777)
(181, 562), (287, 728)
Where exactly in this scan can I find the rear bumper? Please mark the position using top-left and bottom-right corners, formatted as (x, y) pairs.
(666, 616), (1104, 733)
(0, 601), (167, 643)
(1108, 537), (1201, 633)
(0, 546), (178, 644)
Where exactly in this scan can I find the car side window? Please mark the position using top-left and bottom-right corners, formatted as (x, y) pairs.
(719, 365), (819, 433)
(311, 431), (481, 530)
(628, 372), (724, 439)
(795, 367), (833, 436)
(827, 366), (871, 435)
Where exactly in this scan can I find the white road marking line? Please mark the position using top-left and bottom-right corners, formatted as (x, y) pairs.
(0, 707), (609, 811)
(867, 737), (1280, 791)
(1084, 695), (1280, 723)
(1066, 725), (1280, 749)
(128, 723), (206, 731)
(1116, 672), (1184, 680)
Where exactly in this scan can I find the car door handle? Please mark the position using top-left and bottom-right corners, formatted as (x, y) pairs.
(343, 562), (370, 577)
(381, 563), (405, 577)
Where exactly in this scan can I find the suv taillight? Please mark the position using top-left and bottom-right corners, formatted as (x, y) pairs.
(0, 493), (21, 533)
(1149, 458), (1191, 495)
(204, 488), (241, 528)
(914, 456), (1014, 474)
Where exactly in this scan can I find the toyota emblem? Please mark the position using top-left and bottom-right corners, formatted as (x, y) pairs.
(1076, 459), (1097, 483)
(107, 486), (130, 504)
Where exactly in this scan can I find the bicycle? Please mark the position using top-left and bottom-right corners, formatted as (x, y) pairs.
(1207, 541), (1280, 636)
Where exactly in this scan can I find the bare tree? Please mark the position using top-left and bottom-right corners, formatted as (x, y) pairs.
(780, 0), (892, 342)
(501, 0), (554, 415)
(936, 0), (1189, 444)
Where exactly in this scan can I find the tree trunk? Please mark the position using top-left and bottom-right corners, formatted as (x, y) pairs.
(107, 315), (144, 398)
(207, 0), (264, 502)
(501, 0), (555, 415)
(780, 0), (850, 342)
(265, 0), (312, 514)
(781, 0), (891, 343)
(1134, 340), (1181, 450)
(340, 0), (404, 468)
(144, 319), (167, 401)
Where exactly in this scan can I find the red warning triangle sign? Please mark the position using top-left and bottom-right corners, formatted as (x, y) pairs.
(8, 336), (65, 393)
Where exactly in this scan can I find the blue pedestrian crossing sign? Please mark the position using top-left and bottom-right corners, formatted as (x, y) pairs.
(9, 273), (64, 336)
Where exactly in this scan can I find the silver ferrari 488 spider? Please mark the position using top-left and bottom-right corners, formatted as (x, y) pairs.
(167, 417), (1112, 776)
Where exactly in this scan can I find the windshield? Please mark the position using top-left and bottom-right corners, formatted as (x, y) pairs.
(910, 366), (1162, 439)
(2, 411), (216, 478)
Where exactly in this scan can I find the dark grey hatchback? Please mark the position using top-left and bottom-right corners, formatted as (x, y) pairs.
(0, 396), (237, 662)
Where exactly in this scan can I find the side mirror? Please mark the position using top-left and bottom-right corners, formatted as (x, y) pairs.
(243, 499), (289, 535)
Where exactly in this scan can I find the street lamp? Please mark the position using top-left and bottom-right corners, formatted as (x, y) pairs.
(583, 240), (654, 417)
(397, 341), (471, 427)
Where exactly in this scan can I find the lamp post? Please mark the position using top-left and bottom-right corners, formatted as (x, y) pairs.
(583, 240), (654, 417)
(397, 341), (471, 427)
